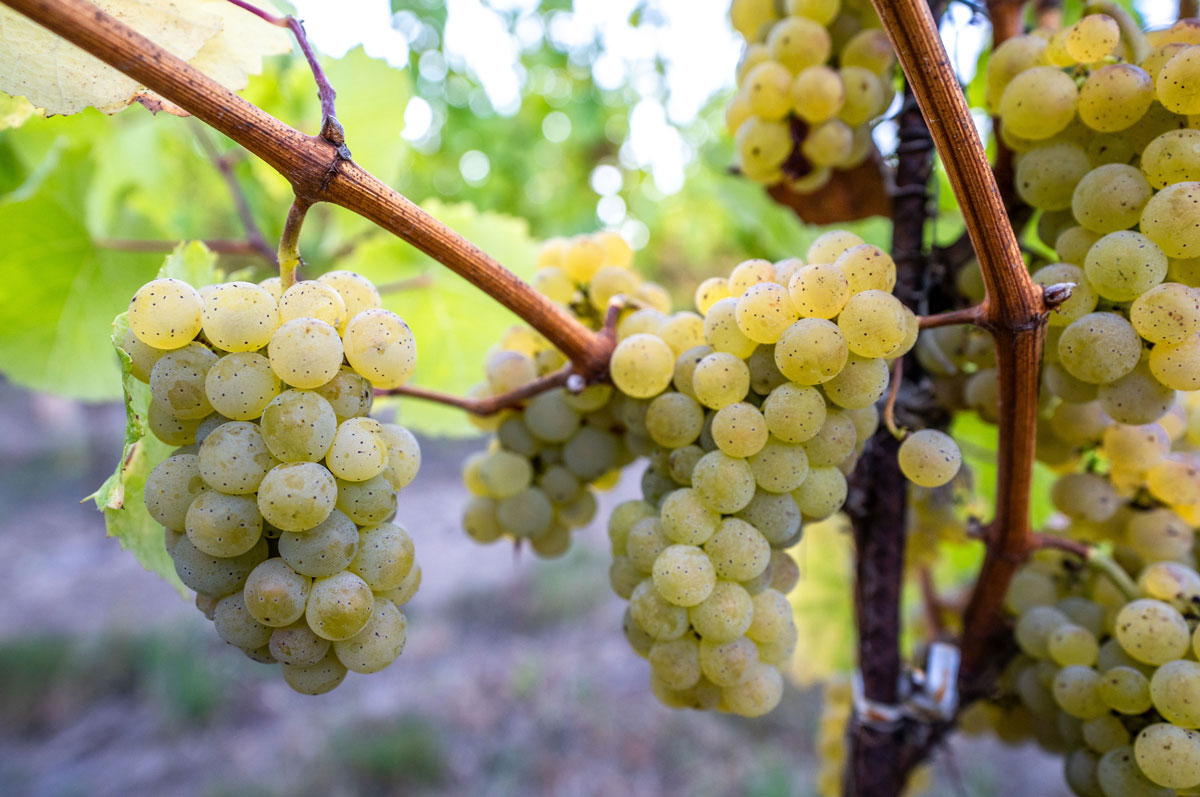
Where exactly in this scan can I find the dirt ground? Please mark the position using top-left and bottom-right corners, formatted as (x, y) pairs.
(0, 381), (1070, 796)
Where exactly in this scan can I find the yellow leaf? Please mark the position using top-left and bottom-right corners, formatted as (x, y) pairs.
(187, 0), (292, 94)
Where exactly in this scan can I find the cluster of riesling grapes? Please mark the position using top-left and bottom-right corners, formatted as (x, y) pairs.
(122, 270), (421, 694)
(460, 231), (674, 557)
(601, 228), (960, 716)
(984, 552), (1200, 795)
(726, 0), (896, 192)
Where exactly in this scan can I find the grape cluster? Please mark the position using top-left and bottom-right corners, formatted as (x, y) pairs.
(988, 552), (1200, 794)
(123, 270), (421, 694)
(727, 0), (896, 192)
(460, 231), (672, 557)
(602, 229), (955, 716)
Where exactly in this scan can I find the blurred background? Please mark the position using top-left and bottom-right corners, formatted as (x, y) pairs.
(0, 0), (1175, 794)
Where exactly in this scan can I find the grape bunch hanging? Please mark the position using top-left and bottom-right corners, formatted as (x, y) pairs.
(122, 270), (420, 694)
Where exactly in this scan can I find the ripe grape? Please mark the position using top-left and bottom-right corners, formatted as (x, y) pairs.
(999, 66), (1079, 140)
(610, 333), (675, 398)
(128, 278), (204, 349)
(316, 270), (381, 330)
(1142, 182), (1200, 258)
(257, 462), (337, 532)
(342, 308), (417, 388)
(898, 429), (962, 488)
(201, 281), (278, 352)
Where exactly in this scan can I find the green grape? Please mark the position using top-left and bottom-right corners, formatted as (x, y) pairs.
(1064, 748), (1102, 797)
(1142, 129), (1200, 188)
(609, 500), (655, 555)
(278, 509), (358, 577)
(1149, 333), (1200, 390)
(1140, 561), (1200, 610)
(704, 297), (759, 358)
(627, 517), (671, 572)
(694, 277), (731, 315)
(788, 262), (849, 319)
(128, 278), (204, 350)
(985, 35), (1048, 109)
(1128, 506), (1194, 562)
(1057, 226), (1104, 266)
(260, 390), (338, 464)
(268, 318), (344, 390)
(746, 345), (787, 395)
(836, 290), (907, 358)
(1135, 723), (1200, 789)
(342, 308), (417, 389)
(1032, 264), (1098, 329)
(698, 635), (758, 687)
(735, 282), (800, 344)
(1051, 472), (1119, 522)
(562, 383), (613, 413)
(1116, 599), (1191, 665)
(897, 429), (961, 488)
(842, 28), (893, 73)
(668, 445), (704, 485)
(1066, 13), (1119, 62)
(1097, 746), (1174, 797)
(1049, 400), (1110, 445)
(1131, 282), (1200, 344)
(476, 450), (533, 498)
(1015, 605), (1070, 658)
(660, 488), (720, 546)
(1157, 46), (1200, 114)
(742, 60), (793, 120)
(1082, 714), (1131, 755)
(198, 421), (277, 495)
(558, 489), (597, 529)
(171, 536), (268, 598)
(185, 490), (262, 557)
(736, 117), (790, 180)
(213, 592), (272, 649)
(835, 245), (897, 295)
(648, 636), (701, 690)
(269, 621), (330, 666)
(1048, 623), (1100, 667)
(496, 487), (554, 539)
(118, 325), (166, 382)
(609, 556), (644, 599)
(790, 65), (843, 123)
(281, 650), (347, 695)
(1099, 666), (1153, 714)
(652, 545), (717, 607)
(774, 318), (848, 384)
(332, 598), (407, 674)
(999, 65), (1079, 140)
(377, 423), (419, 490)
(145, 454), (204, 530)
(748, 441), (809, 493)
(1147, 457), (1200, 505)
(672, 345), (712, 398)
(692, 451), (757, 514)
(589, 265), (640, 311)
(735, 491), (801, 545)
(200, 281), (278, 352)
(802, 119), (853, 167)
(806, 230), (864, 265)
(324, 417), (387, 482)
(1044, 362), (1099, 403)
(335, 474), (396, 526)
(1003, 568), (1057, 615)
(1079, 64), (1154, 132)
(745, 588), (791, 644)
(1101, 423), (1169, 472)
(629, 579), (689, 641)
(723, 662), (784, 718)
(150, 342), (218, 419)
(618, 307), (667, 340)
(646, 392), (705, 448)
(1053, 666), (1109, 719)
(703, 517), (770, 582)
(1058, 312), (1142, 385)
(611, 333), (675, 399)
(462, 496), (503, 544)
(1142, 181), (1200, 259)
(1083, 231), (1167, 302)
(524, 389), (582, 442)
(1151, 659), (1200, 728)
(315, 271), (381, 332)
(562, 426), (619, 481)
(1016, 142), (1091, 210)
(203, 352), (281, 421)
(822, 354), (888, 410)
(380, 560), (421, 608)
(1072, 165), (1153, 235)
(838, 66), (884, 126)
(305, 571), (375, 642)
(658, 312), (706, 356)
(243, 558), (311, 627)
(532, 265), (574, 303)
(769, 549), (799, 593)
(728, 259), (777, 297)
(485, 350), (537, 394)
(1097, 363), (1175, 426)
(257, 462), (337, 533)
(711, 402), (769, 458)
(691, 351), (751, 410)
(688, 581), (752, 643)
(802, 410), (856, 468)
(767, 16), (830, 73)
(279, 280), (347, 330)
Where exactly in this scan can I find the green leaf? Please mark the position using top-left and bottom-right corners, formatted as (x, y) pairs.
(88, 244), (221, 595)
(320, 47), (412, 187)
(337, 199), (539, 436)
(0, 148), (162, 401)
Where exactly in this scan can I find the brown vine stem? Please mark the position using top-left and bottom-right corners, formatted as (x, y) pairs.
(277, 198), (311, 289)
(1035, 0), (1064, 29)
(1185, 0), (1199, 21)
(193, 124), (276, 265)
(379, 367), (571, 417)
(0, 0), (611, 379)
(868, 0), (1050, 698)
(918, 305), (983, 329)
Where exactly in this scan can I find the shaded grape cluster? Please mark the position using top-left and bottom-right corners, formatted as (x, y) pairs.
(123, 270), (421, 694)
(727, 0), (896, 191)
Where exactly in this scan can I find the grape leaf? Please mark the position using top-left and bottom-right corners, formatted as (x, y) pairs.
(0, 93), (35, 130)
(87, 243), (220, 595)
(337, 199), (539, 436)
(0, 0), (289, 117)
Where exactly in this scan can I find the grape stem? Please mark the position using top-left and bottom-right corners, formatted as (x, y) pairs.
(1035, 0), (1064, 30)
(192, 124), (277, 266)
(883, 358), (907, 440)
(0, 0), (614, 381)
(378, 367), (572, 417)
(1031, 534), (1140, 601)
(917, 305), (983, 329)
(277, 198), (311, 290)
